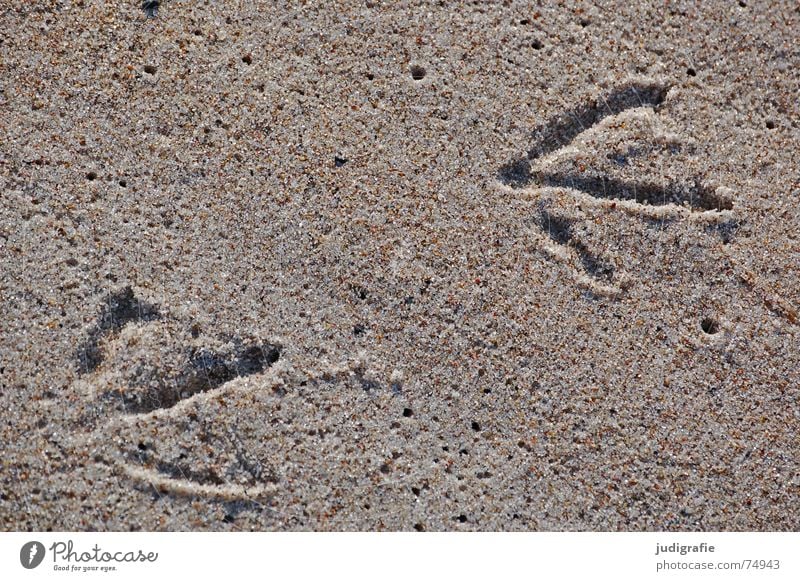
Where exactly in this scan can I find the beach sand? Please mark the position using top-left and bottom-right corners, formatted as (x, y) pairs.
(1, 1), (798, 531)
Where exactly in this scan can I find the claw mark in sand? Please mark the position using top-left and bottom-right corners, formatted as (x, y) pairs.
(526, 81), (670, 162)
(537, 203), (614, 283)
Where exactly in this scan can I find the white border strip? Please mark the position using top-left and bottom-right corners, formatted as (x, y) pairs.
(2, 532), (798, 580)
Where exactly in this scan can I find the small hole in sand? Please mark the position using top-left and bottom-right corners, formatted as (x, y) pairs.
(413, 523), (424, 531)
(86, 171), (97, 181)
(686, 67), (697, 77)
(119, 179), (127, 187)
(366, 72), (374, 80)
(471, 420), (481, 432)
(410, 65), (426, 80)
(531, 39), (543, 50)
(457, 514), (467, 523)
(765, 119), (776, 129)
(701, 318), (720, 335)
(241, 54), (252, 65)
(144, 65), (157, 75)
(403, 407), (413, 417)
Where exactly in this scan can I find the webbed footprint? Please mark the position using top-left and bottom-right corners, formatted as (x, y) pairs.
(93, 360), (407, 501)
(71, 287), (414, 503)
(73, 287), (281, 415)
(502, 79), (738, 295)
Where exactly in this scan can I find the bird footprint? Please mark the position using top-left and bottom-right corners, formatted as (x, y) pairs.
(69, 287), (397, 502)
(499, 80), (737, 296)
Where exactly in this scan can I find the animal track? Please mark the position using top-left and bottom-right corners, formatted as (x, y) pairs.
(76, 286), (161, 374)
(537, 203), (615, 283)
(71, 286), (400, 502)
(500, 79), (738, 295)
(499, 80), (669, 187)
(107, 361), (395, 500)
(75, 287), (281, 414)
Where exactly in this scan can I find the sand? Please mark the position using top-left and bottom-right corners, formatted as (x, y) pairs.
(1, 0), (798, 531)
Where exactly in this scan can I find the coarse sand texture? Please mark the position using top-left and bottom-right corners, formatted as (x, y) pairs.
(1, 1), (798, 531)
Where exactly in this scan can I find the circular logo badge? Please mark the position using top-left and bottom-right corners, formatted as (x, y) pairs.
(20, 541), (46, 569)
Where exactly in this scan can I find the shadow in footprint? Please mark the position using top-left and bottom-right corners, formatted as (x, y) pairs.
(75, 286), (282, 414)
(113, 341), (282, 414)
(528, 81), (669, 161)
(538, 205), (614, 283)
(500, 80), (738, 293)
(76, 287), (161, 374)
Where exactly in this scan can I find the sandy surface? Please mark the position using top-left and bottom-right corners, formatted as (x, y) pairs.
(1, 1), (798, 531)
